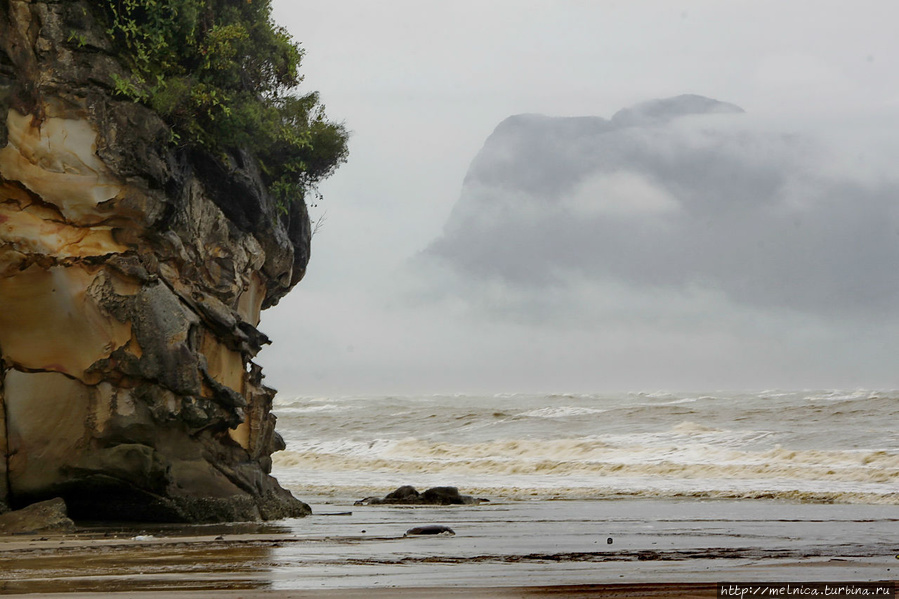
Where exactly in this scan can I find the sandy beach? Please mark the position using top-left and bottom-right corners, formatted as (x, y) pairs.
(1, 498), (895, 597)
(0, 585), (722, 598)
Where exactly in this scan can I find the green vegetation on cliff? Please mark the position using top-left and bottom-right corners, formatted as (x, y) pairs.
(94, 0), (347, 207)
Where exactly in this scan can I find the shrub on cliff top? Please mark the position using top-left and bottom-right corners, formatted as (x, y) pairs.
(94, 0), (348, 208)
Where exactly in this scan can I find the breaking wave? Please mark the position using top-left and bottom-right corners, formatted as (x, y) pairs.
(273, 438), (899, 484)
(270, 390), (899, 505)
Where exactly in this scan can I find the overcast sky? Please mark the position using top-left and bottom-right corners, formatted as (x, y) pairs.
(261, 0), (899, 396)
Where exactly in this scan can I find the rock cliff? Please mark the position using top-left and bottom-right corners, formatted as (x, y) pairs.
(0, 1), (312, 521)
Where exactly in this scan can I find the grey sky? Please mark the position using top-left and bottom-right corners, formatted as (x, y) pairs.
(260, 0), (899, 395)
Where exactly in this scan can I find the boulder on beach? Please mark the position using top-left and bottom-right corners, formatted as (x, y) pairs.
(0, 497), (75, 534)
(405, 525), (455, 536)
(355, 486), (488, 506)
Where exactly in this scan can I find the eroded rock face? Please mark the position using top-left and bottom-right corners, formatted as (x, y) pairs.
(0, 1), (311, 521)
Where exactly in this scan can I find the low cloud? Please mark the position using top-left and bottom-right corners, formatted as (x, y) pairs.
(261, 96), (899, 394)
(425, 95), (899, 318)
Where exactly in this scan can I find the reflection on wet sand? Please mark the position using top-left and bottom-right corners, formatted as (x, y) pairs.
(0, 535), (276, 594)
(1, 500), (896, 595)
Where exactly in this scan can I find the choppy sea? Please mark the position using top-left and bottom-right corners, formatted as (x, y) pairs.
(270, 390), (899, 505)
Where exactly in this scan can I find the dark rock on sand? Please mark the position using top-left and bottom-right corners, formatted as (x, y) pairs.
(0, 497), (75, 534)
(355, 486), (488, 506)
(405, 525), (456, 536)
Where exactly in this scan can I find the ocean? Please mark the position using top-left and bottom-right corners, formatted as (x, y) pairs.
(270, 390), (899, 505)
(3, 390), (896, 592)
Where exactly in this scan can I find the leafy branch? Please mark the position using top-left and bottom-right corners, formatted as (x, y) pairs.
(94, 0), (348, 209)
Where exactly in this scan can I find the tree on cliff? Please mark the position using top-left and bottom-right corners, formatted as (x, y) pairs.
(94, 0), (348, 208)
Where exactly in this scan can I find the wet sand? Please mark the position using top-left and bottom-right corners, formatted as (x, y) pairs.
(1, 585), (721, 598)
(0, 499), (895, 596)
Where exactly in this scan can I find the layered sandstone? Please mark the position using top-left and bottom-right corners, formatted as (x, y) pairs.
(0, 1), (311, 521)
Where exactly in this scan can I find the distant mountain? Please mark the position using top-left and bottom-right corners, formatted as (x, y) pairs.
(610, 94), (744, 126)
(424, 95), (899, 315)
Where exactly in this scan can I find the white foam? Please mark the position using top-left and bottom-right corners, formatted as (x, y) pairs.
(804, 389), (883, 402)
(630, 391), (680, 400)
(276, 472), (899, 506)
(670, 421), (719, 434)
(517, 406), (607, 419)
(274, 403), (347, 415)
(272, 435), (899, 486)
(664, 397), (701, 405)
(268, 390), (899, 506)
